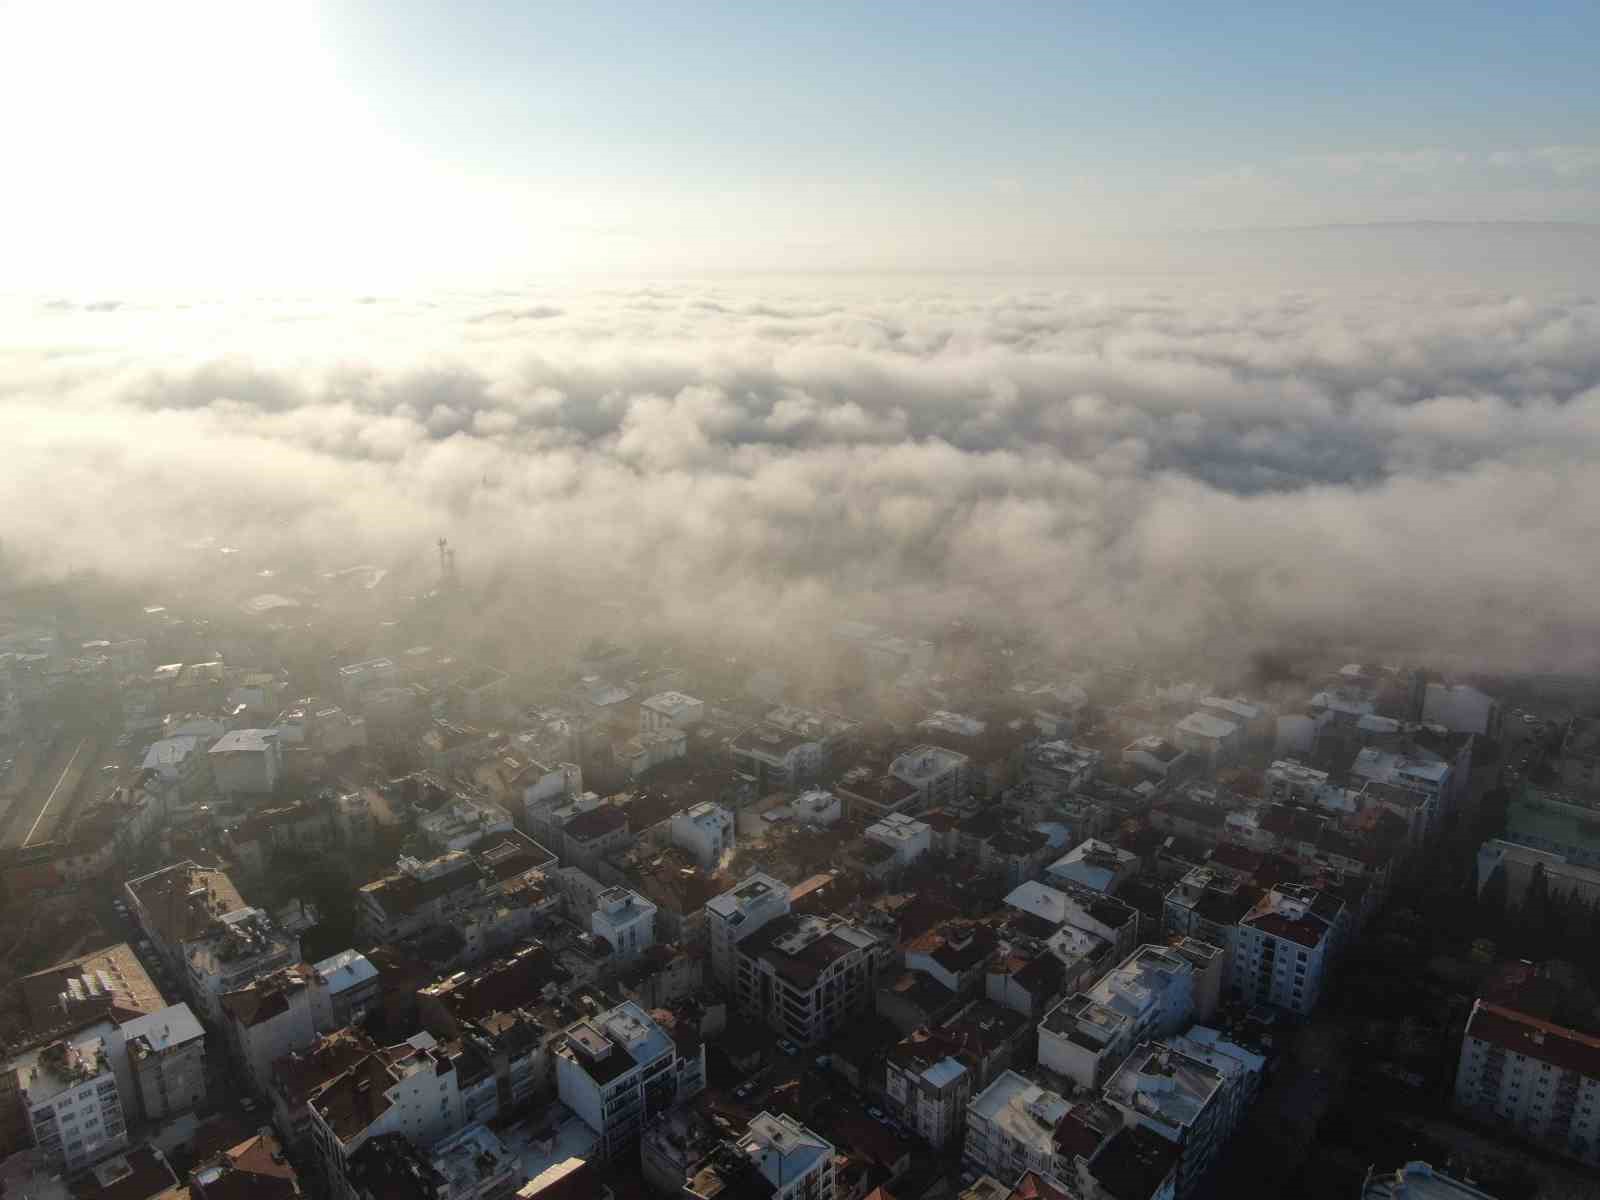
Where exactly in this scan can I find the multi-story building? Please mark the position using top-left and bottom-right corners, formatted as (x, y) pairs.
(121, 1003), (207, 1121)
(1038, 946), (1197, 1090)
(706, 873), (790, 987)
(140, 735), (214, 804)
(183, 908), (302, 1023)
(590, 887), (658, 960)
(1172, 713), (1240, 768)
(864, 813), (932, 868)
(731, 725), (825, 793)
(338, 657), (398, 706)
(355, 850), (487, 943)
(1102, 1042), (1229, 1197)
(307, 1032), (464, 1199)
(311, 950), (381, 1030)
(561, 805), (632, 875)
(1025, 740), (1103, 794)
(1157, 1027), (1265, 1142)
(640, 691), (704, 734)
(890, 746), (971, 810)
(1162, 867), (1258, 980)
(418, 798), (515, 853)
(269, 1027), (378, 1151)
(125, 861), (249, 973)
(428, 1122), (521, 1200)
(1231, 884), (1340, 1016)
(884, 1031), (971, 1148)
(1453, 999), (1600, 1166)
(735, 1111), (836, 1200)
(833, 766), (921, 822)
(1557, 716), (1600, 792)
(223, 965), (319, 1096)
(1047, 840), (1139, 896)
(15, 1033), (127, 1172)
(19, 943), (165, 1034)
(734, 915), (888, 1046)
(554, 1001), (704, 1159)
(963, 1071), (1072, 1182)
(668, 802), (734, 869)
(1123, 736), (1188, 780)
(208, 729), (282, 796)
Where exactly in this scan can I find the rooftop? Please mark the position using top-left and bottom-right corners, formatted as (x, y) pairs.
(1361, 1161), (1499, 1200)
(891, 745), (970, 784)
(209, 729), (277, 755)
(1175, 712), (1238, 741)
(1464, 1000), (1600, 1078)
(20, 942), (163, 1031)
(967, 1071), (1070, 1156)
(123, 1003), (205, 1053)
(737, 1111), (832, 1192)
(741, 913), (880, 988)
(706, 872), (788, 919)
(1103, 1043), (1224, 1134)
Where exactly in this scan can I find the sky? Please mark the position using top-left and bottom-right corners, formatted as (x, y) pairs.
(2, 1), (1599, 286)
(4, 3), (1600, 678)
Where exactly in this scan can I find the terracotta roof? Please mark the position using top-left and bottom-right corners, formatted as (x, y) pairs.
(1466, 1001), (1600, 1078)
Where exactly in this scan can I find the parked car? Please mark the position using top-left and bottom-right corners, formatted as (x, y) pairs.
(777, 1039), (799, 1056)
(867, 1106), (883, 1120)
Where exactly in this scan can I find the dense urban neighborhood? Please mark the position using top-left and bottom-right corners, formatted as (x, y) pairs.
(1, 560), (1598, 1200)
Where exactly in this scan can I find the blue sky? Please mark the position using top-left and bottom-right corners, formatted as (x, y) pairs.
(3, 1), (1598, 285)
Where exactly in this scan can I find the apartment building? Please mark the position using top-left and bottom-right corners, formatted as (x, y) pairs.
(555, 1001), (704, 1159)
(311, 950), (381, 1030)
(591, 887), (658, 960)
(1453, 1000), (1600, 1166)
(125, 861), (249, 972)
(891, 745), (972, 810)
(731, 725), (826, 792)
(121, 1003), (207, 1121)
(1231, 884), (1340, 1016)
(355, 850), (487, 943)
(1162, 867), (1258, 980)
(1102, 1042), (1229, 1197)
(269, 1027), (378, 1151)
(734, 914), (888, 1047)
(1047, 840), (1140, 896)
(223, 965), (319, 1096)
(963, 1071), (1072, 1182)
(183, 908), (302, 1023)
(668, 801), (734, 869)
(14, 1033), (127, 1173)
(307, 1032), (463, 1199)
(884, 1032), (971, 1148)
(1037, 946), (1197, 1090)
(707, 873), (791, 987)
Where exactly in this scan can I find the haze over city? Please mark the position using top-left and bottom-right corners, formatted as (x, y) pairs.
(2, 6), (1600, 1200)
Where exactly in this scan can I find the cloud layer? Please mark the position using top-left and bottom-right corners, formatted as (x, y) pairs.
(4, 265), (1600, 673)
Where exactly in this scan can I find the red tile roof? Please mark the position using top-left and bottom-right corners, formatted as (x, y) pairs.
(1466, 1001), (1600, 1078)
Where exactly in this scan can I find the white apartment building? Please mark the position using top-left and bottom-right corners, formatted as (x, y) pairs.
(1047, 839), (1139, 896)
(15, 1033), (128, 1172)
(1232, 884), (1340, 1016)
(1158, 1027), (1265, 1141)
(311, 950), (381, 1030)
(885, 1038), (971, 1148)
(1362, 1162), (1500, 1200)
(1005, 881), (1141, 965)
(706, 873), (791, 987)
(555, 1001), (704, 1160)
(418, 797), (515, 853)
(338, 657), (397, 705)
(222, 965), (319, 1096)
(121, 1004), (207, 1121)
(308, 1032), (463, 1198)
(734, 915), (888, 1047)
(140, 735), (213, 802)
(591, 887), (658, 960)
(669, 802), (735, 869)
(963, 1071), (1072, 1182)
(1348, 747), (1451, 838)
(1043, 947), (1196, 1088)
(1265, 759), (1350, 812)
(1453, 1000), (1600, 1167)
(1423, 684), (1501, 738)
(1173, 712), (1241, 768)
(864, 813), (933, 868)
(355, 850), (487, 943)
(183, 908), (302, 1023)
(620, 728), (687, 779)
(208, 729), (282, 795)
(1103, 1042), (1229, 1198)
(891, 745), (971, 809)
(731, 725), (825, 792)
(1025, 740), (1103, 793)
(1123, 736), (1188, 778)
(735, 1111), (836, 1200)
(786, 789), (843, 827)
(1038, 992), (1135, 1090)
(640, 691), (704, 734)
(430, 1122), (521, 1200)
